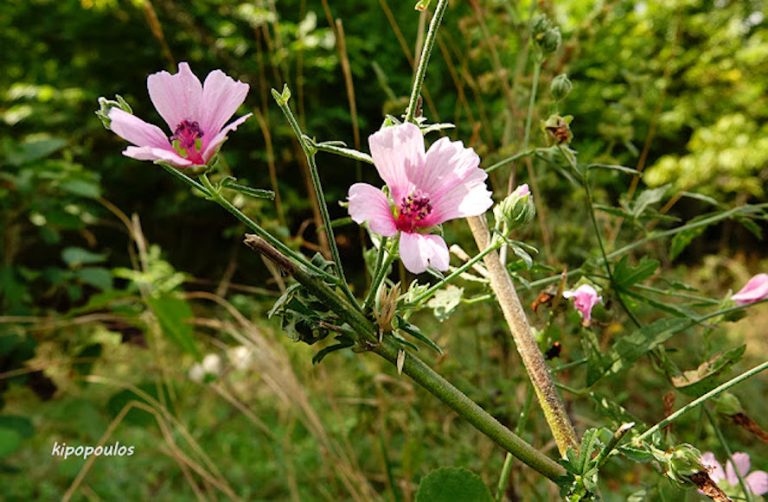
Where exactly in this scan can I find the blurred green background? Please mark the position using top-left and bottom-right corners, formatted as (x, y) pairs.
(1, 0), (767, 500)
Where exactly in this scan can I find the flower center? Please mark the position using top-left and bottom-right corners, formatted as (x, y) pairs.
(396, 192), (432, 232)
(171, 120), (204, 150)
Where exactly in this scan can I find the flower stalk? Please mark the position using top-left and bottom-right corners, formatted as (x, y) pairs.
(272, 86), (360, 310)
(405, 0), (449, 123)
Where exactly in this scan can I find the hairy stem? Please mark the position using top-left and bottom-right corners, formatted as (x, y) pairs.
(467, 215), (578, 456)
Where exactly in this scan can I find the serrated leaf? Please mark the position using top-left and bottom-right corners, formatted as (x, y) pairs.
(415, 468), (493, 502)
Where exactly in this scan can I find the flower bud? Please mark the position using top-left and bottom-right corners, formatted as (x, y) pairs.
(540, 27), (562, 54)
(666, 444), (704, 485)
(550, 74), (573, 101)
(531, 15), (561, 54)
(494, 183), (536, 230)
(713, 392), (743, 416)
(543, 114), (573, 145)
(95, 95), (132, 130)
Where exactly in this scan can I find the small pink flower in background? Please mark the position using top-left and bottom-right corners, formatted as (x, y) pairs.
(563, 284), (602, 325)
(109, 62), (251, 167)
(731, 273), (768, 305)
(701, 451), (768, 496)
(348, 123), (493, 274)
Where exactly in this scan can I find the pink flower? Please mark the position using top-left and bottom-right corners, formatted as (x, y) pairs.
(563, 284), (602, 325)
(109, 62), (251, 167)
(701, 451), (768, 496)
(348, 123), (493, 274)
(731, 273), (768, 305)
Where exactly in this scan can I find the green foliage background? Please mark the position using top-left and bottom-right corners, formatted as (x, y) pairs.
(1, 0), (767, 500)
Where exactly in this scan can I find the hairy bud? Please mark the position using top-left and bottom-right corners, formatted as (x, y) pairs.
(494, 184), (536, 230)
(666, 444), (704, 485)
(532, 15), (561, 54)
(551, 74), (573, 101)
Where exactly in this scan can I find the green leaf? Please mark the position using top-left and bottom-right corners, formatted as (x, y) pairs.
(61, 247), (107, 267)
(221, 178), (275, 200)
(631, 185), (669, 218)
(606, 318), (691, 378)
(396, 317), (443, 354)
(75, 267), (113, 290)
(147, 294), (200, 358)
(6, 138), (66, 166)
(669, 226), (706, 261)
(59, 179), (101, 199)
(613, 256), (659, 288)
(671, 346), (746, 397)
(415, 468), (493, 502)
(587, 163), (640, 175)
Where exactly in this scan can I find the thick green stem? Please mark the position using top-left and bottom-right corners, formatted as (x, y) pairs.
(405, 0), (449, 123)
(373, 340), (566, 481)
(637, 361), (768, 442)
(467, 215), (578, 456)
(243, 234), (566, 482)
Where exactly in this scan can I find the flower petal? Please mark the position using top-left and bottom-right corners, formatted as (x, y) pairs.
(347, 183), (397, 237)
(424, 168), (493, 225)
(417, 137), (480, 193)
(200, 69), (249, 138)
(417, 137), (492, 224)
(701, 452), (726, 483)
(563, 284), (602, 323)
(746, 470), (768, 496)
(399, 232), (449, 274)
(368, 123), (424, 203)
(109, 109), (170, 148)
(147, 62), (203, 131)
(123, 146), (192, 167)
(201, 113), (252, 162)
(732, 273), (768, 305)
(726, 452), (751, 485)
